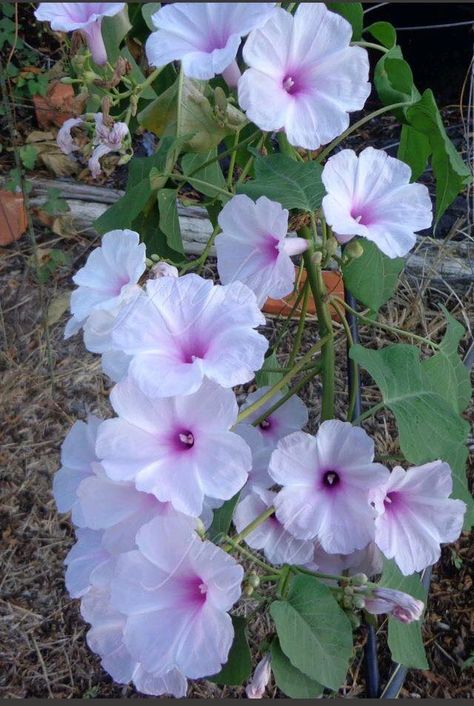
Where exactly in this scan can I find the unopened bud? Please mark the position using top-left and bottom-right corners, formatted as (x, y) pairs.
(61, 77), (76, 84)
(349, 612), (361, 629)
(351, 573), (368, 587)
(214, 86), (228, 114)
(247, 573), (260, 589)
(326, 236), (339, 257)
(345, 239), (364, 260)
(353, 595), (366, 610)
(342, 594), (353, 609)
(244, 584), (254, 597)
(312, 251), (323, 266)
(195, 518), (206, 538)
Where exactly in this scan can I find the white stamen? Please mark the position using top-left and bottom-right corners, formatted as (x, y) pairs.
(283, 76), (295, 91)
(179, 432), (194, 446)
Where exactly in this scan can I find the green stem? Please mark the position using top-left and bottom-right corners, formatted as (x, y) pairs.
(352, 40), (389, 54)
(232, 506), (275, 544)
(237, 132), (266, 184)
(252, 367), (321, 427)
(171, 173), (232, 200)
(352, 400), (385, 426)
(227, 129), (240, 189)
(301, 228), (335, 421)
(316, 101), (412, 163)
(331, 296), (440, 350)
(293, 565), (349, 583)
(236, 335), (330, 424)
(179, 223), (221, 274)
(187, 128), (261, 178)
(224, 536), (276, 573)
(331, 298), (358, 422)
(287, 279), (310, 369)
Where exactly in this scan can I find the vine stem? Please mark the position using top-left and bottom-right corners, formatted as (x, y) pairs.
(300, 227), (335, 421)
(236, 335), (330, 424)
(223, 536), (277, 574)
(352, 40), (389, 53)
(252, 366), (321, 427)
(352, 401), (386, 426)
(186, 128), (261, 178)
(232, 506), (275, 544)
(316, 101), (412, 163)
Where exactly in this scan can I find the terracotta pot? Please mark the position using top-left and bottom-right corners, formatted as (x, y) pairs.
(263, 268), (344, 321)
(33, 81), (75, 129)
(0, 190), (28, 245)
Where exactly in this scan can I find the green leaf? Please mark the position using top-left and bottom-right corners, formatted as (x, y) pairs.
(157, 188), (183, 255)
(328, 3), (363, 40)
(380, 559), (428, 670)
(271, 639), (324, 698)
(102, 7), (131, 63)
(398, 124), (431, 181)
(121, 46), (156, 101)
(138, 79), (178, 136)
(207, 493), (240, 543)
(19, 144), (38, 170)
(365, 21), (397, 48)
(270, 575), (353, 690)
(181, 150), (227, 199)
(374, 46), (419, 119)
(43, 187), (69, 215)
(343, 241), (404, 312)
(350, 343), (473, 526)
(255, 351), (284, 388)
(94, 178), (152, 234)
(406, 89), (471, 224)
(141, 3), (160, 30)
(208, 617), (252, 686)
(237, 154), (325, 212)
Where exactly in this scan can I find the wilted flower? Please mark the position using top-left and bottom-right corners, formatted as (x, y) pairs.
(246, 654), (272, 698)
(361, 587), (424, 624)
(239, 4), (370, 149)
(216, 195), (307, 307)
(34, 3), (126, 65)
(111, 273), (268, 398)
(96, 377), (251, 516)
(56, 117), (84, 154)
(145, 3), (276, 84)
(270, 420), (389, 553)
(234, 487), (314, 565)
(111, 515), (243, 679)
(371, 462), (466, 575)
(238, 384), (308, 449)
(88, 113), (130, 178)
(64, 229), (145, 338)
(322, 147), (433, 258)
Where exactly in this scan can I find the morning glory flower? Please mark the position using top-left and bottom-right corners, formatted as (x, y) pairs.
(56, 117), (84, 154)
(270, 420), (389, 553)
(34, 3), (126, 65)
(145, 3), (276, 85)
(216, 195), (308, 307)
(88, 113), (131, 178)
(65, 528), (112, 598)
(111, 273), (268, 398)
(96, 377), (251, 516)
(361, 587), (424, 624)
(65, 229), (146, 338)
(371, 461), (466, 575)
(234, 487), (314, 565)
(235, 423), (274, 494)
(111, 515), (243, 680)
(238, 3), (370, 149)
(306, 541), (384, 578)
(246, 654), (272, 699)
(322, 147), (433, 258)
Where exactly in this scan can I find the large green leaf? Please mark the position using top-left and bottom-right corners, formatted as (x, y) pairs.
(138, 79), (178, 137)
(141, 2), (160, 30)
(102, 8), (132, 62)
(398, 124), (431, 181)
(350, 343), (473, 525)
(94, 179), (152, 234)
(271, 639), (324, 698)
(343, 241), (404, 312)
(208, 617), (252, 686)
(157, 188), (183, 255)
(181, 150), (227, 199)
(374, 46), (419, 120)
(270, 575), (353, 690)
(207, 493), (240, 542)
(380, 559), (428, 670)
(365, 21), (397, 49)
(327, 3), (363, 40)
(237, 154), (325, 212)
(406, 89), (471, 224)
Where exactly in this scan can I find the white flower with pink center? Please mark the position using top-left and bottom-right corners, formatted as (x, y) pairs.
(322, 147), (433, 258)
(110, 515), (243, 680)
(371, 461), (466, 576)
(145, 3), (276, 85)
(96, 377), (251, 516)
(53, 415), (102, 525)
(270, 420), (389, 553)
(65, 229), (146, 339)
(216, 195), (307, 307)
(234, 487), (314, 565)
(238, 4), (370, 149)
(111, 273), (268, 398)
(239, 384), (309, 449)
(306, 541), (384, 578)
(235, 423), (274, 494)
(34, 3), (125, 65)
(65, 528), (112, 598)
(361, 587), (424, 624)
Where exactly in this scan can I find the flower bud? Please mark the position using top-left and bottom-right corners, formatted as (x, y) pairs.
(244, 584), (254, 597)
(351, 573), (368, 587)
(247, 573), (260, 589)
(311, 251), (323, 266)
(345, 239), (364, 260)
(362, 587), (424, 624)
(150, 262), (179, 279)
(326, 236), (339, 257)
(246, 654), (272, 699)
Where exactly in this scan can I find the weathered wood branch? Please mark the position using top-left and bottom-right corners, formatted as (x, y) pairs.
(26, 177), (474, 287)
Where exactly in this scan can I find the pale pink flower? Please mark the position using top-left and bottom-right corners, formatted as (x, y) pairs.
(145, 3), (276, 84)
(56, 117), (84, 154)
(234, 487), (313, 565)
(150, 261), (179, 279)
(322, 147), (433, 258)
(216, 195), (307, 307)
(270, 420), (389, 553)
(238, 4), (370, 149)
(53, 415), (101, 525)
(96, 377), (251, 516)
(34, 3), (125, 65)
(65, 528), (112, 598)
(371, 462), (466, 576)
(308, 541), (383, 578)
(238, 384), (308, 449)
(235, 424), (274, 494)
(246, 654), (272, 699)
(111, 273), (268, 398)
(88, 113), (130, 178)
(100, 349), (132, 383)
(361, 587), (424, 624)
(65, 229), (145, 339)
(110, 515), (243, 679)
